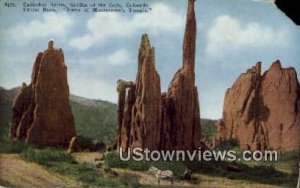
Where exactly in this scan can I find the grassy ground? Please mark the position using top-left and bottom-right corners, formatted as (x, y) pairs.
(105, 150), (298, 187)
(1, 139), (298, 188)
(20, 147), (141, 187)
(0, 139), (140, 187)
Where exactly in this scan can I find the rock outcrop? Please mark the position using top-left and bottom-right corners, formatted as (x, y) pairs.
(117, 79), (136, 150)
(117, 35), (161, 150)
(160, 0), (201, 150)
(10, 41), (76, 147)
(130, 35), (161, 149)
(215, 61), (300, 152)
(117, 0), (201, 151)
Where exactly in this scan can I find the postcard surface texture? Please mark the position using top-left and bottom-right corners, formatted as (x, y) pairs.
(0, 0), (299, 187)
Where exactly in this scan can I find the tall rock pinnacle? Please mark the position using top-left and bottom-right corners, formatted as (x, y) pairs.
(10, 41), (76, 147)
(117, 0), (202, 151)
(161, 0), (201, 150)
(183, 0), (197, 71)
(117, 35), (161, 150)
(130, 34), (161, 149)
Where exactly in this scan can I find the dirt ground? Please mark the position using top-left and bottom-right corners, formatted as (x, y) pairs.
(72, 152), (280, 188)
(0, 152), (282, 188)
(0, 154), (81, 188)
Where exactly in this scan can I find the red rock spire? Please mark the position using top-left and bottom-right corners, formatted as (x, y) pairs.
(183, 0), (197, 71)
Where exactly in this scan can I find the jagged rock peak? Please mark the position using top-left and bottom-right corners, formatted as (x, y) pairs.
(10, 40), (76, 148)
(269, 59), (282, 71)
(117, 34), (161, 150)
(139, 34), (151, 52)
(215, 60), (300, 152)
(137, 34), (156, 72)
(245, 62), (261, 75)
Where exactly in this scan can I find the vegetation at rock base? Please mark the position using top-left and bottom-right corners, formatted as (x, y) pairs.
(20, 147), (141, 187)
(201, 119), (216, 141)
(104, 151), (188, 177)
(0, 87), (299, 187)
(105, 150), (298, 187)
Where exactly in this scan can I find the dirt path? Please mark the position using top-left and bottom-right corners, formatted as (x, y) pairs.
(73, 152), (102, 166)
(72, 152), (281, 188)
(0, 154), (81, 188)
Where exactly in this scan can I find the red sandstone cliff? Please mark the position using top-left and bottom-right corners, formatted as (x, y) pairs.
(216, 61), (300, 152)
(10, 41), (76, 147)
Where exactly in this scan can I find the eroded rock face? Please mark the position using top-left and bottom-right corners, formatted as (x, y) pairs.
(117, 35), (161, 150)
(130, 35), (161, 150)
(117, 0), (201, 151)
(10, 41), (76, 147)
(260, 61), (300, 151)
(160, 0), (201, 150)
(117, 79), (136, 150)
(216, 61), (300, 152)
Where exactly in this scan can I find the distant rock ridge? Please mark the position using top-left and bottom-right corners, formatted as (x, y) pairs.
(215, 60), (300, 152)
(117, 0), (202, 151)
(10, 40), (76, 147)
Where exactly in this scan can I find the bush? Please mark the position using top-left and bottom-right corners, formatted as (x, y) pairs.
(21, 147), (76, 165)
(74, 135), (106, 152)
(278, 150), (299, 161)
(201, 119), (216, 141)
(216, 139), (238, 150)
(0, 138), (30, 153)
(0, 179), (14, 187)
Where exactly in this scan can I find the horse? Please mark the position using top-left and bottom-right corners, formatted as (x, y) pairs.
(149, 166), (174, 185)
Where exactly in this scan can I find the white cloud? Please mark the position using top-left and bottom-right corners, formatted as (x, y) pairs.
(76, 48), (132, 67)
(106, 49), (131, 66)
(69, 3), (185, 51)
(205, 15), (288, 58)
(8, 13), (73, 46)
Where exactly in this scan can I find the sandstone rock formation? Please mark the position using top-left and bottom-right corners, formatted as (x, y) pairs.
(130, 35), (161, 149)
(117, 34), (161, 150)
(160, 0), (201, 150)
(117, 79), (136, 150)
(117, 0), (201, 151)
(10, 41), (76, 147)
(215, 61), (300, 152)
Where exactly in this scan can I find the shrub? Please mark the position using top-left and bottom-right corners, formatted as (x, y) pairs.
(278, 150), (299, 161)
(21, 147), (76, 165)
(216, 139), (238, 150)
(74, 135), (106, 152)
(0, 138), (30, 153)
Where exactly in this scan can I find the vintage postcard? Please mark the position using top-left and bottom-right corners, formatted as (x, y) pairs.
(0, 0), (299, 187)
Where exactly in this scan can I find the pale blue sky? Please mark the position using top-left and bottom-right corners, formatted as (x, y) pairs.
(0, 0), (299, 119)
